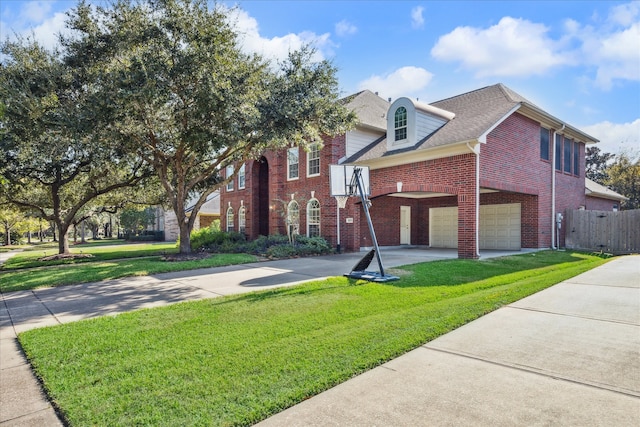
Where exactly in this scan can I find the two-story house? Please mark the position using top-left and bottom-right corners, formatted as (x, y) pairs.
(221, 83), (618, 259)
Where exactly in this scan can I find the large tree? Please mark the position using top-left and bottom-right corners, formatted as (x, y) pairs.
(0, 38), (152, 254)
(64, 0), (355, 254)
(606, 151), (640, 210)
(586, 146), (615, 184)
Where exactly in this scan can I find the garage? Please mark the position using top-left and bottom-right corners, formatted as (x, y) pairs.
(429, 203), (521, 250)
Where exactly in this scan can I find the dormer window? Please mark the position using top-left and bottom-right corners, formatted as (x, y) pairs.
(394, 107), (407, 141)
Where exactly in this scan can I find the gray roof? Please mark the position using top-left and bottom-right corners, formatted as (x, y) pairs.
(585, 178), (628, 201)
(346, 84), (596, 164)
(341, 90), (389, 131)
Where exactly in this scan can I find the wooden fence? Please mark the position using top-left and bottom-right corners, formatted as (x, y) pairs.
(565, 209), (640, 254)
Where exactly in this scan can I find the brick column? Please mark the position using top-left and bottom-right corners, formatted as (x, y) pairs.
(457, 191), (478, 259)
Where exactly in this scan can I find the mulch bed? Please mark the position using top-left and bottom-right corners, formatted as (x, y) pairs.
(38, 253), (95, 261)
(161, 253), (211, 262)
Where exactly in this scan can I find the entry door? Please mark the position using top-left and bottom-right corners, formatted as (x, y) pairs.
(400, 206), (411, 244)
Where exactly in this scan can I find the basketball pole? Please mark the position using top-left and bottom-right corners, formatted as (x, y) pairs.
(336, 199), (341, 254)
(352, 168), (386, 277)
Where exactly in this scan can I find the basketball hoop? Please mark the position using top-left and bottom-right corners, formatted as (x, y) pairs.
(335, 196), (349, 209)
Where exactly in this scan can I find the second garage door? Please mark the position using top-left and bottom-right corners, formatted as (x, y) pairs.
(429, 203), (521, 250)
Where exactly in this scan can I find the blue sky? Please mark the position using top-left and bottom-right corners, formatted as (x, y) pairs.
(2, 1), (639, 154)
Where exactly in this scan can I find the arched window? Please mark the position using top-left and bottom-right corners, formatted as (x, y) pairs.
(394, 106), (407, 141)
(238, 206), (246, 234)
(226, 206), (234, 232)
(307, 199), (321, 237)
(287, 200), (300, 239)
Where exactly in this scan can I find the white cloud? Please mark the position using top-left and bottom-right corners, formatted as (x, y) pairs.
(581, 119), (640, 154)
(335, 19), (357, 37)
(357, 66), (433, 100)
(227, 7), (333, 63)
(607, 1), (640, 26)
(431, 17), (569, 78)
(576, 20), (640, 90)
(411, 6), (424, 29)
(0, 1), (69, 52)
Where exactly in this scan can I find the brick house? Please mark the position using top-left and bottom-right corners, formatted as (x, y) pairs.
(221, 83), (615, 259)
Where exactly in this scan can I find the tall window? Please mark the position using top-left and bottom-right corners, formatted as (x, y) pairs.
(238, 206), (246, 234)
(555, 134), (562, 171)
(564, 137), (572, 173)
(238, 164), (245, 189)
(394, 107), (407, 141)
(573, 141), (580, 176)
(540, 127), (550, 161)
(226, 206), (234, 232)
(307, 144), (320, 177)
(226, 165), (234, 191)
(307, 199), (320, 237)
(287, 147), (299, 180)
(287, 200), (300, 238)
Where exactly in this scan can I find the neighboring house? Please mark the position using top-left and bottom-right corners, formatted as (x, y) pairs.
(221, 84), (609, 259)
(584, 178), (627, 211)
(164, 191), (221, 241)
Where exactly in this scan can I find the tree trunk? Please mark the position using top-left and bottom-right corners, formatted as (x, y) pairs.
(57, 223), (70, 254)
(178, 221), (192, 254)
(3, 224), (9, 246)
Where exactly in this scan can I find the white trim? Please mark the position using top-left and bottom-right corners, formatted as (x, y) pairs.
(238, 164), (246, 189)
(225, 165), (234, 192)
(306, 143), (321, 178)
(355, 140), (475, 170)
(287, 147), (299, 181)
(306, 198), (321, 237)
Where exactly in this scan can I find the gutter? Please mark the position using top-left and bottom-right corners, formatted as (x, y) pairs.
(551, 124), (565, 249)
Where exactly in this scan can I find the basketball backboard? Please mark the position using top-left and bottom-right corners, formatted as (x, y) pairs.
(330, 164), (370, 197)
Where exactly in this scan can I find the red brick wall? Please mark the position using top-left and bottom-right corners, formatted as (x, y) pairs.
(585, 196), (620, 211)
(362, 154), (478, 258)
(220, 135), (362, 250)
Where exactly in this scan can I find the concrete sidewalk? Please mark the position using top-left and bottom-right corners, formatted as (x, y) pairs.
(1, 251), (638, 425)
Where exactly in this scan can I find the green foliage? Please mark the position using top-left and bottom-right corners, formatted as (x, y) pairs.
(604, 151), (639, 210)
(119, 207), (156, 236)
(17, 251), (608, 425)
(62, 0), (356, 254)
(585, 146), (615, 184)
(189, 226), (333, 258)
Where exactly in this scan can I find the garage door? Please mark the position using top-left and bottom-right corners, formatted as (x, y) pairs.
(429, 204), (521, 250)
(429, 207), (458, 248)
(479, 204), (521, 250)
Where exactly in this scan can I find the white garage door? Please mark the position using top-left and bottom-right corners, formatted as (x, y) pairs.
(429, 207), (458, 248)
(429, 204), (521, 250)
(479, 204), (521, 250)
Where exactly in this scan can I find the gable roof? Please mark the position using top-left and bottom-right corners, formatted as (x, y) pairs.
(341, 90), (389, 131)
(346, 84), (599, 164)
(585, 178), (628, 201)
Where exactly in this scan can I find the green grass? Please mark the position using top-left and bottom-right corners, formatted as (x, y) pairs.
(2, 242), (178, 270)
(0, 253), (257, 292)
(18, 251), (608, 426)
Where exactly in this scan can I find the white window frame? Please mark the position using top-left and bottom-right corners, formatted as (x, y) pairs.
(226, 206), (234, 232)
(238, 206), (246, 234)
(238, 164), (246, 189)
(307, 198), (321, 237)
(287, 200), (300, 237)
(287, 147), (299, 180)
(307, 144), (320, 177)
(226, 165), (234, 192)
(394, 107), (407, 142)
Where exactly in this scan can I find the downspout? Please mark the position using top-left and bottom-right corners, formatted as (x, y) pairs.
(466, 141), (480, 258)
(551, 124), (565, 249)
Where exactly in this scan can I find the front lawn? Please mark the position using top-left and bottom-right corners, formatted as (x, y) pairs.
(19, 251), (608, 426)
(2, 242), (179, 270)
(0, 253), (257, 293)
